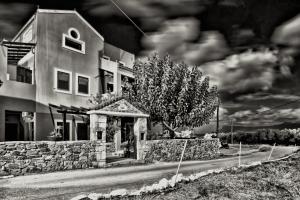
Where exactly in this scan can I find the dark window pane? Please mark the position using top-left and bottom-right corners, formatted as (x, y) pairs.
(77, 123), (88, 140)
(107, 83), (113, 93)
(57, 122), (70, 141)
(17, 66), (32, 84)
(104, 71), (114, 93)
(65, 38), (82, 51)
(57, 71), (70, 91)
(78, 76), (89, 94)
(70, 30), (78, 39)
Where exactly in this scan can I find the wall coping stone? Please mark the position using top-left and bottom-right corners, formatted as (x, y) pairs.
(0, 141), (105, 145)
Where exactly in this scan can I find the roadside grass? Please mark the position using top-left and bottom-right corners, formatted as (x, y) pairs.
(132, 149), (300, 200)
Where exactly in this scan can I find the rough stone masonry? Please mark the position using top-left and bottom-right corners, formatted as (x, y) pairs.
(0, 141), (105, 176)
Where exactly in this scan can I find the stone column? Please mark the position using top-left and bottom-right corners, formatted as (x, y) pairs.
(89, 114), (107, 142)
(134, 117), (147, 160)
(114, 118), (121, 152)
(90, 115), (108, 166)
(95, 141), (106, 167)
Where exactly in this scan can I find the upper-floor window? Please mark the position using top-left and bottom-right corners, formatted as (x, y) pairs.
(76, 73), (90, 96)
(54, 68), (72, 94)
(17, 66), (32, 84)
(62, 28), (85, 54)
(104, 71), (114, 93)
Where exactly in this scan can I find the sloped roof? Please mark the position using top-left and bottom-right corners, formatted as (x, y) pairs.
(13, 9), (104, 42)
(38, 9), (104, 41)
(87, 97), (149, 118)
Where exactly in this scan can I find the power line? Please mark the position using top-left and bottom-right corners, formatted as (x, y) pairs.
(108, 0), (148, 38)
(254, 98), (300, 115)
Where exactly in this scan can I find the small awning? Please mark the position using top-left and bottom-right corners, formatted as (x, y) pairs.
(1, 41), (36, 65)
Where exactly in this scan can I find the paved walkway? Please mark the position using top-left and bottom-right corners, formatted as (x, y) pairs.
(0, 146), (297, 200)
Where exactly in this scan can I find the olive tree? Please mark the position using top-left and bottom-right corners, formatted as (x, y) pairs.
(123, 54), (219, 138)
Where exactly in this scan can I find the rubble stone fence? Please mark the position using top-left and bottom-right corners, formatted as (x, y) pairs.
(139, 138), (221, 163)
(0, 140), (106, 176)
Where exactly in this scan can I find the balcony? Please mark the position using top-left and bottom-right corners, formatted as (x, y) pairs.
(0, 41), (36, 100)
(2, 41), (35, 85)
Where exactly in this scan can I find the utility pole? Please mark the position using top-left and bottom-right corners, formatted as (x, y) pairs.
(216, 97), (220, 137)
(231, 120), (234, 144)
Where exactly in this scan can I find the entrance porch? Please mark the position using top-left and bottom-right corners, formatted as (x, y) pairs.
(87, 97), (149, 165)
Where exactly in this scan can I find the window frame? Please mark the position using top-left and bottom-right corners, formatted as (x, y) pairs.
(75, 73), (91, 96)
(54, 68), (73, 94)
(62, 28), (85, 54)
(103, 70), (114, 93)
(75, 120), (89, 141)
(54, 119), (73, 141)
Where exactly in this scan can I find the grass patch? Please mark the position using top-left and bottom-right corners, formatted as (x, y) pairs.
(128, 150), (300, 200)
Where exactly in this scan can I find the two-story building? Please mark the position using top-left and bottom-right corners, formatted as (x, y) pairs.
(0, 9), (135, 142)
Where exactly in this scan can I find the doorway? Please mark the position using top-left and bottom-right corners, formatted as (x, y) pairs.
(5, 111), (24, 141)
(121, 117), (136, 159)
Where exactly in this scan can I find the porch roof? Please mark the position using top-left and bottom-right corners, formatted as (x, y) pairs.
(87, 97), (149, 118)
(1, 41), (36, 65)
(48, 103), (89, 115)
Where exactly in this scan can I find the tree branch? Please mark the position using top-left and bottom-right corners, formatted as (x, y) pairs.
(162, 121), (178, 132)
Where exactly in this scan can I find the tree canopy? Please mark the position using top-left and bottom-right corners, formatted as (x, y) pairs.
(123, 54), (219, 136)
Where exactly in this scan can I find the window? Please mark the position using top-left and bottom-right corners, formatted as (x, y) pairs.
(54, 68), (72, 94)
(76, 73), (90, 96)
(104, 71), (114, 93)
(58, 71), (70, 90)
(65, 38), (82, 50)
(70, 29), (79, 39)
(55, 120), (72, 141)
(17, 66), (32, 84)
(62, 28), (85, 54)
(76, 122), (89, 140)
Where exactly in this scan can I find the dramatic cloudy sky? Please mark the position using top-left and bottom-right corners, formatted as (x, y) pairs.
(1, 0), (300, 131)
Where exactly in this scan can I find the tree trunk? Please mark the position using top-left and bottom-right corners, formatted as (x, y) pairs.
(162, 121), (177, 139)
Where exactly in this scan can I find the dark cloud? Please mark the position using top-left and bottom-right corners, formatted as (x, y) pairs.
(141, 17), (229, 65)
(0, 3), (34, 39)
(84, 0), (207, 19)
(272, 14), (300, 57)
(199, 50), (278, 94)
(229, 106), (300, 127)
(237, 93), (300, 101)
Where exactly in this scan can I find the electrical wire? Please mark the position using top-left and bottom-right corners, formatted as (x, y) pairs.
(108, 0), (148, 38)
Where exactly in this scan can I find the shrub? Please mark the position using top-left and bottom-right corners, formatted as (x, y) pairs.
(258, 145), (272, 152)
(219, 128), (300, 145)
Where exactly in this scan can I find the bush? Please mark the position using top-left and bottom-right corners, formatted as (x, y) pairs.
(258, 145), (272, 152)
(219, 128), (300, 145)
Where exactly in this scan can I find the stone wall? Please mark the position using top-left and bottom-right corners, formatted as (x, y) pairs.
(0, 141), (105, 176)
(139, 139), (220, 163)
